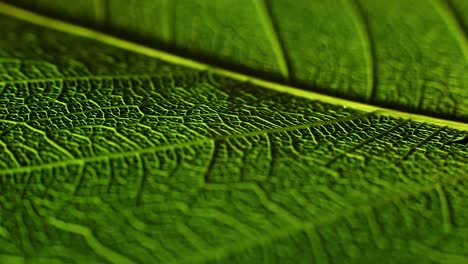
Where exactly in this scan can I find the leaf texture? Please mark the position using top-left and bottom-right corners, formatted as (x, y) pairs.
(0, 6), (468, 263)
(4, 0), (468, 122)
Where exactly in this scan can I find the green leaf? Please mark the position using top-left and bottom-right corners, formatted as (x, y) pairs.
(4, 0), (468, 121)
(0, 2), (467, 264)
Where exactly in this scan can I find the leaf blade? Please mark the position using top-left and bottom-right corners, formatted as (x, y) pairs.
(0, 3), (467, 264)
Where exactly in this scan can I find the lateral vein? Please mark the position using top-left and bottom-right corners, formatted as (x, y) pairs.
(0, 112), (371, 175)
(254, 0), (291, 80)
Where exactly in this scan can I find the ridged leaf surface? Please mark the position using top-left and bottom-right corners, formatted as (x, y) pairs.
(0, 2), (467, 264)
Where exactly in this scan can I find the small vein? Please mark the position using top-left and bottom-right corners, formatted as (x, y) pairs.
(20, 171), (33, 198)
(177, 164), (468, 264)
(408, 241), (468, 263)
(347, 0), (377, 102)
(202, 140), (218, 184)
(22, 123), (75, 159)
(189, 207), (255, 239)
(135, 155), (146, 207)
(433, 0), (468, 60)
(71, 162), (86, 196)
(264, 133), (274, 182)
(326, 119), (408, 166)
(224, 112), (373, 140)
(0, 112), (372, 175)
(0, 139), (20, 167)
(366, 206), (386, 249)
(0, 72), (198, 86)
(47, 217), (135, 264)
(401, 126), (445, 160)
(255, 183), (301, 224)
(254, 0), (291, 81)
(435, 184), (453, 233)
(306, 228), (328, 264)
(176, 223), (208, 252)
(9, 105), (141, 124)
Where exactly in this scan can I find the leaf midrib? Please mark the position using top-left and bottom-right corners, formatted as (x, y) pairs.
(0, 2), (466, 131)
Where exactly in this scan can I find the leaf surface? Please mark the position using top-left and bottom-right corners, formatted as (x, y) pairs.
(4, 0), (468, 121)
(0, 2), (467, 264)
